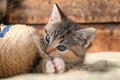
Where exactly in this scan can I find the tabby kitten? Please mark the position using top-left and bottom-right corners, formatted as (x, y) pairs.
(34, 4), (96, 73)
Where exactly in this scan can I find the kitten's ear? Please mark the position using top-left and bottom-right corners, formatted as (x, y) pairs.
(74, 28), (96, 48)
(48, 3), (66, 24)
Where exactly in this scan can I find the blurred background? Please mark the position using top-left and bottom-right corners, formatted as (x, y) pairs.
(0, 0), (120, 53)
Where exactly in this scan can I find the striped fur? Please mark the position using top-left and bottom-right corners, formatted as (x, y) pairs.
(43, 4), (96, 70)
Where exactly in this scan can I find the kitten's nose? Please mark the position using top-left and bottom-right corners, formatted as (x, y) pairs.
(46, 48), (56, 54)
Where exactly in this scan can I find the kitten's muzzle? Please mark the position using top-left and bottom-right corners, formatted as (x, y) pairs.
(46, 48), (56, 54)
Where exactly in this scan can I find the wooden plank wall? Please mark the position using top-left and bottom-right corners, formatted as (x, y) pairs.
(0, 0), (7, 20)
(6, 0), (120, 24)
(4, 0), (120, 52)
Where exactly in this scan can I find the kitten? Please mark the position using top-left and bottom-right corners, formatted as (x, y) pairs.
(34, 4), (96, 73)
(37, 4), (120, 73)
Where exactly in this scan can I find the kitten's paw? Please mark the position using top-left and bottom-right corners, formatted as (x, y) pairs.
(53, 57), (65, 73)
(46, 60), (55, 73)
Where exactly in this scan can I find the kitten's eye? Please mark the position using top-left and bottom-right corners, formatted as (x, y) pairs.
(57, 45), (67, 51)
(45, 34), (50, 43)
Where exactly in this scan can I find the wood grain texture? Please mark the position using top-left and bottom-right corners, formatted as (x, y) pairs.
(6, 0), (120, 24)
(0, 0), (7, 20)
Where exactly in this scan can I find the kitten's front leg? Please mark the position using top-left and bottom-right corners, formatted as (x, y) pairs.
(46, 57), (65, 73)
(33, 57), (65, 73)
(45, 59), (55, 73)
(52, 57), (65, 73)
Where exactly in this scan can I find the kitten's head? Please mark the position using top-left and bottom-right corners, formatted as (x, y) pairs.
(43, 4), (96, 64)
